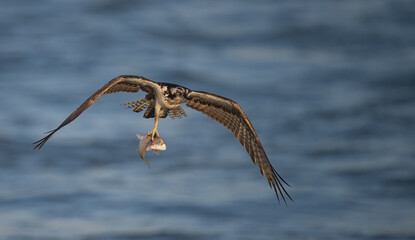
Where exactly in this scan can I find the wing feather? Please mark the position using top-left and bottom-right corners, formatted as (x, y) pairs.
(33, 75), (159, 150)
(104, 82), (140, 94)
(186, 90), (292, 203)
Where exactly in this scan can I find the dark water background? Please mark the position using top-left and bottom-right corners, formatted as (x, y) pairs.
(1, 1), (414, 239)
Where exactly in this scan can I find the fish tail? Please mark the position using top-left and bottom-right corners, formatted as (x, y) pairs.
(136, 134), (145, 140)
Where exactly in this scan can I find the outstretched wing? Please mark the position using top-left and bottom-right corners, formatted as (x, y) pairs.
(33, 75), (159, 150)
(186, 90), (292, 203)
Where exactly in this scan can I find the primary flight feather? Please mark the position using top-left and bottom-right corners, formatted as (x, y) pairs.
(34, 75), (292, 203)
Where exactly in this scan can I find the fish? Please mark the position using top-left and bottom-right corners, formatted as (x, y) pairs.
(136, 133), (166, 168)
(147, 136), (167, 153)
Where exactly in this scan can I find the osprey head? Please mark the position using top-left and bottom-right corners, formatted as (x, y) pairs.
(171, 87), (186, 96)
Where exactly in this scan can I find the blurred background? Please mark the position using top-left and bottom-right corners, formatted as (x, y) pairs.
(0, 0), (414, 239)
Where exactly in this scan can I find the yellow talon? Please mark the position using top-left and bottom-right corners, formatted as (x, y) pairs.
(148, 101), (161, 141)
(148, 129), (159, 140)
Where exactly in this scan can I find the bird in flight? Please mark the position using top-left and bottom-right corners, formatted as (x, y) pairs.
(33, 75), (292, 203)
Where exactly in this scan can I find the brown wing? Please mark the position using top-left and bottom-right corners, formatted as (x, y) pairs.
(186, 90), (292, 203)
(33, 75), (159, 150)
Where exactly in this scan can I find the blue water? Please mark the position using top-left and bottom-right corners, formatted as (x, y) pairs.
(1, 1), (415, 239)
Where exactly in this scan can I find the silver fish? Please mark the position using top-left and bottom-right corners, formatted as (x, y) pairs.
(136, 133), (166, 168)
(146, 137), (166, 153)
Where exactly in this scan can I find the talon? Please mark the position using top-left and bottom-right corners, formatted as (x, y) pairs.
(151, 131), (155, 140)
(148, 129), (159, 140)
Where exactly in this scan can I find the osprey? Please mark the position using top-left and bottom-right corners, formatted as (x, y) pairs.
(34, 75), (292, 203)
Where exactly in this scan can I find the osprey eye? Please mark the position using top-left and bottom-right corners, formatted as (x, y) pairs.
(175, 88), (184, 95)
